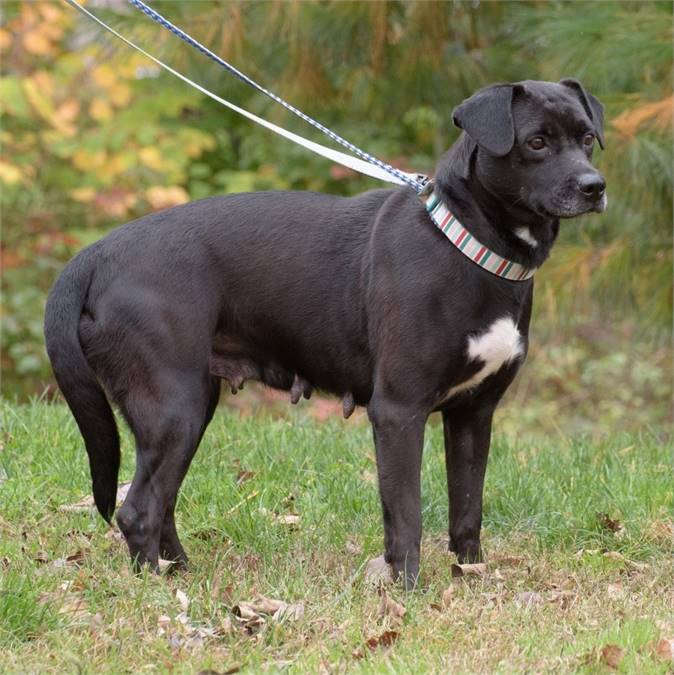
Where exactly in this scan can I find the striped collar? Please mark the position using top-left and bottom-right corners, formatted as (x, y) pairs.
(425, 191), (537, 281)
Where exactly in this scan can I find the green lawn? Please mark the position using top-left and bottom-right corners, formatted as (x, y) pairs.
(1, 400), (672, 673)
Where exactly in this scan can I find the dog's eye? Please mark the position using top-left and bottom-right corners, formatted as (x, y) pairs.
(527, 137), (546, 150)
(583, 133), (595, 147)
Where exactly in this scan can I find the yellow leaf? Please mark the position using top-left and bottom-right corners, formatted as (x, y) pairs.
(0, 29), (12, 52)
(23, 77), (54, 120)
(109, 83), (132, 107)
(20, 4), (39, 26)
(91, 64), (117, 91)
(33, 70), (54, 96)
(56, 99), (80, 123)
(89, 98), (113, 121)
(72, 149), (108, 171)
(69, 187), (96, 203)
(117, 54), (147, 79)
(98, 154), (129, 179)
(38, 3), (63, 22)
(139, 147), (163, 171)
(22, 29), (52, 56)
(146, 186), (189, 210)
(0, 161), (24, 185)
(23, 76), (75, 136)
(42, 23), (64, 42)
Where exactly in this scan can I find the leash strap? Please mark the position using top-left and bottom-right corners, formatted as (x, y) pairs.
(63, 0), (425, 191)
(425, 191), (536, 281)
(128, 0), (426, 192)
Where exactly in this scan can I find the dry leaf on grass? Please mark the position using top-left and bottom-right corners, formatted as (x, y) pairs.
(276, 514), (300, 525)
(51, 549), (87, 569)
(377, 589), (406, 623)
(259, 507), (300, 527)
(232, 593), (304, 631)
(59, 482), (132, 512)
(364, 555), (393, 587)
(599, 644), (625, 669)
(175, 589), (190, 613)
(597, 512), (625, 538)
(365, 629), (399, 651)
(159, 615), (229, 649)
(602, 551), (649, 572)
(235, 470), (255, 486)
(451, 562), (487, 578)
(39, 582), (93, 623)
(655, 638), (674, 661)
(441, 586), (455, 608)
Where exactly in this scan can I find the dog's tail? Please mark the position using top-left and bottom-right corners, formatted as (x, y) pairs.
(44, 248), (120, 523)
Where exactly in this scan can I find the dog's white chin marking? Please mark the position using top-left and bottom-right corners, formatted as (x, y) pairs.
(442, 317), (524, 401)
(514, 226), (538, 248)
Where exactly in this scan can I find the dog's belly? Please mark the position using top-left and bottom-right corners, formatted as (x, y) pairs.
(209, 333), (363, 418)
(441, 316), (524, 403)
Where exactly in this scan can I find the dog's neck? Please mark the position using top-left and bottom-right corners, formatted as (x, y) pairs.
(434, 138), (559, 270)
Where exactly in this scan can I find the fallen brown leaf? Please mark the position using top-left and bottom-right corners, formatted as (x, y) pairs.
(175, 589), (190, 613)
(232, 593), (304, 630)
(235, 470), (255, 486)
(377, 589), (406, 623)
(366, 629), (398, 650)
(59, 482), (132, 512)
(441, 586), (455, 608)
(597, 512), (623, 533)
(451, 562), (487, 578)
(600, 644), (625, 669)
(655, 638), (674, 661)
(275, 513), (300, 525)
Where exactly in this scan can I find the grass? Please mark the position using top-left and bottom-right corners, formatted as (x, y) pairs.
(0, 399), (672, 673)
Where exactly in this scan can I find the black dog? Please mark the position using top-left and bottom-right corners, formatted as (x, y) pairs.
(45, 79), (606, 587)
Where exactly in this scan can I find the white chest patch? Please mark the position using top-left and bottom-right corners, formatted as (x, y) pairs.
(443, 317), (524, 401)
(514, 226), (538, 248)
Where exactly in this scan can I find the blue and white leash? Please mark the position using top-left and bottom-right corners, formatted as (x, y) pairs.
(63, 0), (428, 193)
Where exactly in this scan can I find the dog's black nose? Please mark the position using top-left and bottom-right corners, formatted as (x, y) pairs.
(577, 173), (606, 199)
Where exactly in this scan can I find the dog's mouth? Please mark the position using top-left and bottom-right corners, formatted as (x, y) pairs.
(536, 192), (608, 219)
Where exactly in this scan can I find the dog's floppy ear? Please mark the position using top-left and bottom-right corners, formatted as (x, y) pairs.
(452, 84), (516, 157)
(559, 78), (605, 149)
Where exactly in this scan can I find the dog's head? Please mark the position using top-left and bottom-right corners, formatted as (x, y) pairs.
(452, 79), (606, 219)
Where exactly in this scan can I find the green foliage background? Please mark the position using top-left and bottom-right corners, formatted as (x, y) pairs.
(1, 1), (672, 433)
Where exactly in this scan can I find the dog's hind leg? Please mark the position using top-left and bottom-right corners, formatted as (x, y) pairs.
(116, 370), (216, 571)
(159, 375), (221, 567)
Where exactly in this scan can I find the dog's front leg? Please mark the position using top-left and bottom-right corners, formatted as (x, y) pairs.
(368, 397), (427, 589)
(442, 403), (495, 563)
